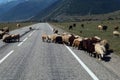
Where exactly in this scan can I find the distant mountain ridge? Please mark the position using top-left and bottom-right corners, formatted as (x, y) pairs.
(32, 0), (120, 21)
(0, 1), (22, 16)
(0, 0), (58, 22)
(1, 0), (120, 22)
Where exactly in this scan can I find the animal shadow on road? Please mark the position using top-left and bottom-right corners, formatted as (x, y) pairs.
(5, 41), (20, 43)
(102, 49), (113, 62)
(20, 30), (31, 37)
(102, 56), (111, 62)
(106, 49), (114, 55)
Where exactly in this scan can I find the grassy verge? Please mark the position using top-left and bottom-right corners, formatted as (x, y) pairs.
(0, 22), (36, 31)
(50, 20), (120, 55)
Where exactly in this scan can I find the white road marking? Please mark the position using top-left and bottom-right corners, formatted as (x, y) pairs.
(18, 37), (28, 46)
(18, 31), (35, 47)
(0, 50), (14, 64)
(29, 31), (35, 37)
(23, 37), (28, 42)
(17, 42), (24, 47)
(47, 23), (53, 31)
(65, 45), (99, 80)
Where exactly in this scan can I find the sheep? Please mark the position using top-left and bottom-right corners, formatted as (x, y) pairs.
(50, 34), (58, 43)
(75, 35), (81, 39)
(100, 39), (108, 46)
(73, 23), (76, 27)
(47, 35), (52, 43)
(98, 25), (108, 31)
(11, 34), (20, 42)
(102, 26), (108, 31)
(81, 24), (84, 28)
(62, 34), (71, 45)
(69, 25), (73, 30)
(16, 24), (20, 28)
(2, 34), (11, 43)
(69, 34), (76, 46)
(62, 32), (67, 36)
(94, 43), (106, 60)
(54, 30), (58, 34)
(41, 34), (48, 42)
(100, 39), (109, 53)
(98, 25), (103, 30)
(72, 37), (83, 49)
(114, 26), (119, 31)
(113, 31), (120, 37)
(2, 27), (9, 32)
(0, 31), (6, 39)
(2, 34), (20, 43)
(29, 27), (32, 30)
(78, 37), (101, 57)
(94, 36), (101, 41)
(55, 35), (63, 44)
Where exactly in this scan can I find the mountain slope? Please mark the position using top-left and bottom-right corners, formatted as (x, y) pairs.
(0, 1), (22, 15)
(32, 0), (120, 21)
(31, 0), (70, 21)
(0, 0), (58, 22)
(65, 0), (120, 15)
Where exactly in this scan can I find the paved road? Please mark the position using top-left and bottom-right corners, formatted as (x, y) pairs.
(0, 23), (120, 80)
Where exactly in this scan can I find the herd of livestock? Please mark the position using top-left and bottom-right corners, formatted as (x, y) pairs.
(0, 25), (20, 43)
(0, 24), (33, 43)
(0, 23), (119, 60)
(41, 24), (120, 60)
(97, 25), (120, 37)
(69, 23), (120, 37)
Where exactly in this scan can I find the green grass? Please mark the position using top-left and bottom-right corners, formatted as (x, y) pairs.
(0, 22), (36, 31)
(51, 20), (120, 55)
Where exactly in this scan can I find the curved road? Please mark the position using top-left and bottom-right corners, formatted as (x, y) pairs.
(0, 23), (120, 80)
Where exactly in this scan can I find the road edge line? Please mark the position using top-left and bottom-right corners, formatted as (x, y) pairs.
(65, 45), (99, 80)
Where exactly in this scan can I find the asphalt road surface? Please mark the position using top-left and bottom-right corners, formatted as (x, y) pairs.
(0, 23), (120, 80)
